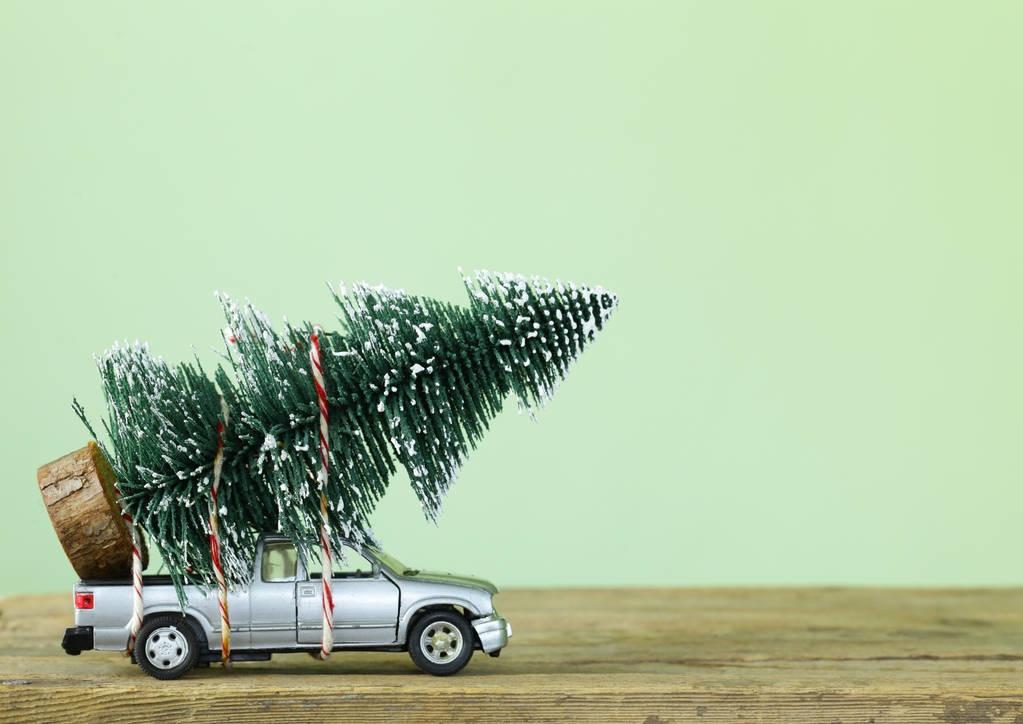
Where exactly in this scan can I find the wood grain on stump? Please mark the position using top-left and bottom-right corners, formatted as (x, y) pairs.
(36, 442), (147, 580)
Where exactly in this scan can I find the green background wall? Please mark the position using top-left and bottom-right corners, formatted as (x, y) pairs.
(2, 2), (1020, 596)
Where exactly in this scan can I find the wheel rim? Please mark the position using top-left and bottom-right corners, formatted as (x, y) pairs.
(145, 626), (189, 670)
(419, 622), (463, 665)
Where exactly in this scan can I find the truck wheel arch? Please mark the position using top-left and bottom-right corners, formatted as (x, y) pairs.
(140, 609), (211, 654)
(402, 602), (481, 650)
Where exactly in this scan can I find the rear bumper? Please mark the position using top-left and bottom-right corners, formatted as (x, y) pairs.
(62, 626), (94, 655)
(472, 614), (512, 654)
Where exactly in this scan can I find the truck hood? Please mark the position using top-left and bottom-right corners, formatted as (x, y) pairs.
(400, 570), (499, 595)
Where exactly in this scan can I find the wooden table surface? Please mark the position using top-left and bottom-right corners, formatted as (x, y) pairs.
(2, 588), (1022, 723)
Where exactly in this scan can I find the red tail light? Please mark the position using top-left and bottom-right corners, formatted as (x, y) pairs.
(75, 592), (94, 610)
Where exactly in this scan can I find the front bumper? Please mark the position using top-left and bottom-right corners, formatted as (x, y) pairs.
(62, 626), (94, 656)
(472, 614), (512, 654)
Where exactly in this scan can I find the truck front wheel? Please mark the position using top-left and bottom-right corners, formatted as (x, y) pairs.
(134, 615), (199, 680)
(408, 611), (474, 676)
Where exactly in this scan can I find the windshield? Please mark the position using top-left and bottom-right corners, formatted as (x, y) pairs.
(365, 546), (415, 575)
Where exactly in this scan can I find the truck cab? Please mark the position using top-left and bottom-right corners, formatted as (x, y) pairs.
(63, 534), (512, 678)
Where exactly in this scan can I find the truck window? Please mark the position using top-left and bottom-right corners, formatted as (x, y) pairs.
(308, 545), (375, 579)
(261, 541), (298, 582)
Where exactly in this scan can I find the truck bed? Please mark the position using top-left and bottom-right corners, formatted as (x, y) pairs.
(80, 576), (183, 587)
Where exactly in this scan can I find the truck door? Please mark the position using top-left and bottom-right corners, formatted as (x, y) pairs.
(205, 583), (253, 651)
(247, 538), (301, 649)
(297, 545), (400, 645)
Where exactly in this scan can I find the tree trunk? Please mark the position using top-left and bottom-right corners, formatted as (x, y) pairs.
(37, 442), (148, 580)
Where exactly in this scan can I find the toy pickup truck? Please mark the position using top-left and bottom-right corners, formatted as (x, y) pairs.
(62, 534), (512, 679)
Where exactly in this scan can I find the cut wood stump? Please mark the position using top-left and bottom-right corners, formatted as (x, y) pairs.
(36, 442), (147, 580)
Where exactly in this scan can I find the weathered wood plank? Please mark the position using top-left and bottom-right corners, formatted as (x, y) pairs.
(2, 588), (1021, 722)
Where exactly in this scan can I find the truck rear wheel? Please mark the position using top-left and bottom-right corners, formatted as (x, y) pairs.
(134, 615), (199, 680)
(408, 611), (473, 676)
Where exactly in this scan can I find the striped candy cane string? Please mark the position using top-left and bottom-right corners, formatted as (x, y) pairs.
(310, 330), (334, 660)
(208, 397), (232, 668)
(123, 513), (143, 656)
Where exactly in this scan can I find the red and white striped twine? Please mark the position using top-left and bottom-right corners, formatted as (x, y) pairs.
(124, 513), (143, 656)
(310, 329), (335, 659)
(209, 398), (231, 668)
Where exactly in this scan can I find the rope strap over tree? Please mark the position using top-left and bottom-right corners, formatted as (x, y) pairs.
(124, 513), (143, 656)
(310, 329), (335, 659)
(208, 399), (231, 667)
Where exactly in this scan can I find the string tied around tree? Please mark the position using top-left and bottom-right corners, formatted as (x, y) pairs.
(208, 397), (231, 668)
(123, 512), (143, 657)
(310, 327), (335, 659)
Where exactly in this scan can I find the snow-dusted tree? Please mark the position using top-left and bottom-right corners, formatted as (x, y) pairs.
(76, 270), (618, 600)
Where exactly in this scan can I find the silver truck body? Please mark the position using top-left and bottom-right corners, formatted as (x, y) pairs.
(65, 534), (511, 670)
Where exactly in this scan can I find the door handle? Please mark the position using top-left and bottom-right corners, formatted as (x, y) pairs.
(300, 586), (316, 597)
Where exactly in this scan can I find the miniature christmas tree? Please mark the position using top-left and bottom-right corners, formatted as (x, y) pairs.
(76, 270), (619, 601)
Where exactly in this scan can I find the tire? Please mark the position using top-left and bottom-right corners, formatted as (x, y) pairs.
(408, 611), (474, 676)
(134, 615), (200, 680)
